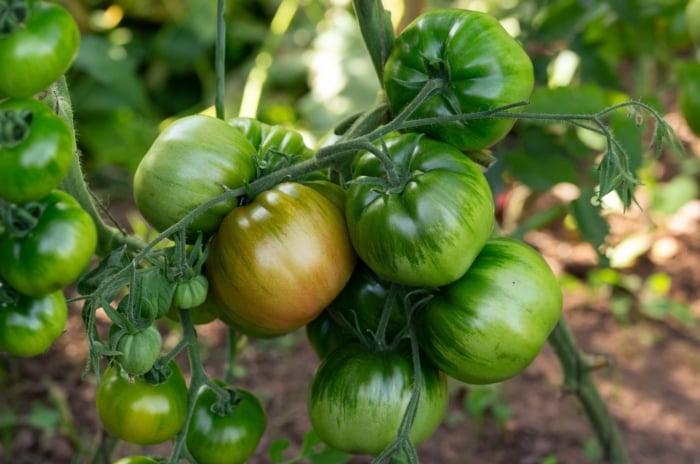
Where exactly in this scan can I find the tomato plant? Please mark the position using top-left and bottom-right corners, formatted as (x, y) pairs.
(0, 289), (67, 357)
(308, 341), (448, 456)
(206, 182), (356, 338)
(173, 274), (209, 309)
(186, 380), (267, 464)
(0, 98), (74, 204)
(305, 310), (355, 359)
(96, 360), (188, 446)
(383, 8), (534, 152)
(0, 190), (97, 297)
(0, 2), (80, 98)
(416, 237), (563, 384)
(133, 115), (257, 240)
(346, 133), (494, 287)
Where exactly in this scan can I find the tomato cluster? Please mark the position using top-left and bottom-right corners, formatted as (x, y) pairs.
(119, 7), (562, 460)
(0, 1), (91, 358)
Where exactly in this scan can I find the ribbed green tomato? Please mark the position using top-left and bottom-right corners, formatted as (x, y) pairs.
(416, 237), (562, 384)
(133, 115), (256, 241)
(96, 361), (188, 446)
(383, 9), (534, 151)
(0, 98), (74, 203)
(109, 325), (162, 376)
(0, 190), (97, 297)
(0, 2), (80, 97)
(308, 341), (448, 456)
(173, 274), (209, 309)
(186, 381), (267, 464)
(0, 290), (67, 357)
(206, 182), (356, 338)
(346, 133), (494, 287)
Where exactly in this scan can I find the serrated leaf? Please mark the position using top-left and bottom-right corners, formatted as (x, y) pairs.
(77, 246), (130, 296)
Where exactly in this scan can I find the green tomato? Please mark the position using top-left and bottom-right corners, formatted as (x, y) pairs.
(109, 325), (163, 376)
(308, 341), (448, 456)
(166, 287), (220, 325)
(186, 381), (267, 464)
(326, 263), (406, 340)
(96, 360), (188, 446)
(305, 310), (355, 359)
(112, 457), (158, 464)
(416, 237), (562, 385)
(383, 8), (534, 151)
(679, 61), (700, 136)
(0, 2), (80, 97)
(206, 182), (356, 338)
(133, 115), (256, 241)
(0, 290), (67, 357)
(0, 190), (97, 297)
(0, 98), (74, 203)
(346, 133), (494, 287)
(173, 274), (209, 309)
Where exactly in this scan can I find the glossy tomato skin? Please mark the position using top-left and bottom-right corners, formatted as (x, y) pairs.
(206, 182), (356, 338)
(186, 381), (267, 464)
(112, 457), (158, 464)
(305, 310), (355, 359)
(0, 290), (67, 357)
(417, 237), (562, 385)
(96, 360), (188, 446)
(309, 341), (448, 455)
(0, 190), (97, 297)
(346, 133), (494, 287)
(133, 115), (256, 241)
(0, 98), (75, 203)
(0, 3), (80, 97)
(326, 263), (406, 340)
(383, 9), (534, 151)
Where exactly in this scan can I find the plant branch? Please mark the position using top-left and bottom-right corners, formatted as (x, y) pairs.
(548, 317), (629, 464)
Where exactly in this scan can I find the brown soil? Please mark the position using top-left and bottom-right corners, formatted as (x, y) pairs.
(1, 116), (699, 464)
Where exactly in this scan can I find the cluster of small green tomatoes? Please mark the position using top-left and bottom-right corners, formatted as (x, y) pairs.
(105, 8), (563, 463)
(0, 1), (92, 357)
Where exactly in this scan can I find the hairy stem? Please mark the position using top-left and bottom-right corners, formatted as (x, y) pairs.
(548, 318), (629, 464)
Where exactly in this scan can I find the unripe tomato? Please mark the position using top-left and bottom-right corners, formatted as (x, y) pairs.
(0, 290), (67, 357)
(109, 325), (162, 376)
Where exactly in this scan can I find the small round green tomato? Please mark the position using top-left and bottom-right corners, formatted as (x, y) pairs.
(346, 133), (494, 287)
(206, 182), (356, 338)
(186, 381), (267, 464)
(173, 274), (209, 309)
(0, 290), (67, 357)
(383, 9), (534, 151)
(109, 325), (162, 376)
(112, 457), (158, 464)
(133, 115), (256, 241)
(0, 2), (80, 97)
(96, 360), (188, 446)
(0, 190), (97, 297)
(0, 98), (75, 203)
(308, 341), (448, 456)
(416, 237), (563, 385)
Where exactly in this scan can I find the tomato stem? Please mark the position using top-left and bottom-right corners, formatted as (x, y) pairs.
(0, 0), (28, 37)
(548, 318), (629, 463)
(214, 0), (226, 120)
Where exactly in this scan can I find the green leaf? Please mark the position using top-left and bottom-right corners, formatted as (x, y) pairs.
(134, 268), (176, 323)
(27, 403), (60, 433)
(269, 439), (289, 463)
(526, 85), (609, 116)
(76, 246), (130, 297)
(352, 0), (394, 82)
(570, 189), (610, 266)
(650, 175), (698, 215)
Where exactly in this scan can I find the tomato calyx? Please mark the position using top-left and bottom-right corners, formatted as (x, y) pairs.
(0, 199), (43, 239)
(207, 383), (243, 417)
(141, 359), (173, 385)
(0, 0), (29, 37)
(0, 107), (32, 148)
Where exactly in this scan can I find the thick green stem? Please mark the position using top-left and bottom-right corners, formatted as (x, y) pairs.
(46, 79), (146, 255)
(548, 318), (629, 464)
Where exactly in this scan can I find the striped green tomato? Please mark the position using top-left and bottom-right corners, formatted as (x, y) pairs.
(416, 237), (562, 384)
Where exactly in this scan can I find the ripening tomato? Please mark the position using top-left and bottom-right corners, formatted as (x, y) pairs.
(206, 182), (356, 337)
